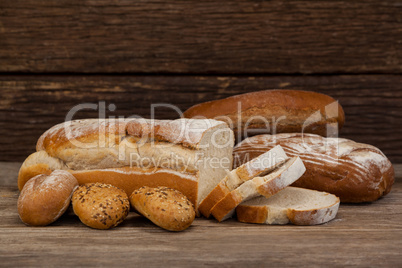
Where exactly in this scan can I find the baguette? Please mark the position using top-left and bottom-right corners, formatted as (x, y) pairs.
(211, 156), (306, 222)
(236, 187), (340, 225)
(183, 90), (345, 140)
(18, 118), (234, 214)
(234, 133), (394, 202)
(198, 145), (288, 218)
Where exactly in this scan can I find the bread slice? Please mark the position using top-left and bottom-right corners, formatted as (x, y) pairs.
(198, 145), (288, 218)
(211, 156), (305, 222)
(236, 187), (340, 225)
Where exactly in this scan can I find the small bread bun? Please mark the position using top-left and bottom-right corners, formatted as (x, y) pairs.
(72, 183), (130, 229)
(130, 186), (195, 231)
(18, 170), (78, 226)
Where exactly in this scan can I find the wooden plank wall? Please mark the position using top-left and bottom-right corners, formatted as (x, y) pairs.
(0, 1), (401, 162)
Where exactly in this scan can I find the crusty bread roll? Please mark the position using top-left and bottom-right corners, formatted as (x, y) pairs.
(18, 150), (67, 190)
(211, 156), (306, 222)
(72, 183), (130, 229)
(236, 187), (340, 225)
(18, 170), (78, 226)
(130, 186), (195, 231)
(198, 145), (288, 218)
(183, 90), (345, 140)
(18, 118), (234, 213)
(233, 133), (395, 203)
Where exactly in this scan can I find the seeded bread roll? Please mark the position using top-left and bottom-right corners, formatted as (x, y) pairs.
(18, 170), (78, 226)
(130, 186), (195, 231)
(72, 183), (130, 229)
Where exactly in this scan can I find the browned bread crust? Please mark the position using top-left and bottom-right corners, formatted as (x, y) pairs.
(20, 161), (199, 211)
(130, 186), (195, 231)
(183, 90), (345, 139)
(37, 118), (226, 155)
(18, 170), (78, 226)
(234, 133), (395, 203)
(71, 167), (199, 210)
(198, 183), (230, 218)
(72, 183), (130, 229)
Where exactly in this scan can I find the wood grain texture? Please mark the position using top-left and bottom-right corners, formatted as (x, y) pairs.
(1, 163), (401, 267)
(0, 0), (401, 74)
(1, 75), (401, 162)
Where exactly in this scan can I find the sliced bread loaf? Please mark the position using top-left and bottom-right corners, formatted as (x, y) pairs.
(198, 145), (288, 218)
(236, 187), (340, 225)
(18, 118), (234, 214)
(211, 156), (305, 222)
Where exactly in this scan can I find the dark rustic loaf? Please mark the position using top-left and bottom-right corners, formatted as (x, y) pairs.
(183, 90), (345, 140)
(233, 133), (394, 203)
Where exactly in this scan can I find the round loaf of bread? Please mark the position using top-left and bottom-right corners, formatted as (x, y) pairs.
(233, 133), (395, 203)
(72, 183), (130, 229)
(130, 186), (195, 231)
(18, 170), (78, 226)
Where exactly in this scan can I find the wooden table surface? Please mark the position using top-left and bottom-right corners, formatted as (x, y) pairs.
(1, 163), (401, 267)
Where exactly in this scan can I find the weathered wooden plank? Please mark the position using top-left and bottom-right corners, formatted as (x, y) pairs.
(1, 75), (401, 162)
(1, 180), (401, 267)
(0, 1), (401, 74)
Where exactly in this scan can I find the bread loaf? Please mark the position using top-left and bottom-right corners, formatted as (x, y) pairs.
(130, 186), (195, 231)
(233, 133), (394, 202)
(211, 156), (306, 222)
(183, 90), (345, 140)
(198, 145), (288, 218)
(236, 187), (340, 225)
(18, 170), (78, 226)
(18, 118), (234, 213)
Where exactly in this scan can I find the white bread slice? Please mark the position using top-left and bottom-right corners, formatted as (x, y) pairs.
(198, 145), (288, 218)
(236, 187), (340, 225)
(211, 156), (306, 222)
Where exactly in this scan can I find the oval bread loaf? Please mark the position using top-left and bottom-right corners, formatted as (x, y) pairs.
(183, 89), (345, 140)
(234, 133), (395, 203)
(18, 170), (78, 226)
(17, 118), (235, 215)
(130, 186), (195, 231)
(72, 183), (130, 229)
